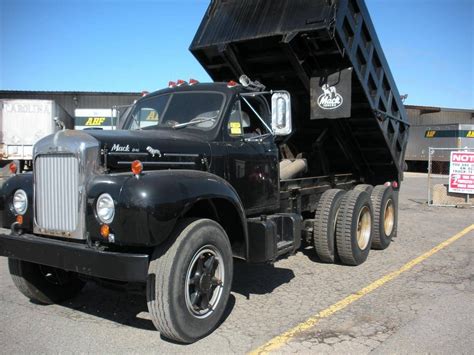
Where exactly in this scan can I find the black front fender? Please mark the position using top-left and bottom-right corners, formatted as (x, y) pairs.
(0, 174), (34, 231)
(87, 170), (247, 248)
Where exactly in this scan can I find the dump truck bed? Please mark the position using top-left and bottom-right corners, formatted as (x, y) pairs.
(190, 0), (409, 185)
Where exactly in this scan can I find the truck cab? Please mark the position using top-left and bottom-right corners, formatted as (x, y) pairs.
(118, 81), (285, 213)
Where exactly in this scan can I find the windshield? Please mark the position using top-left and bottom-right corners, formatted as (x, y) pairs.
(124, 92), (225, 131)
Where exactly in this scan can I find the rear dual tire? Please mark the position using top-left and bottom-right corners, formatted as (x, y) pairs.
(313, 189), (346, 263)
(353, 184), (374, 194)
(335, 190), (374, 266)
(313, 189), (374, 266)
(371, 185), (398, 250)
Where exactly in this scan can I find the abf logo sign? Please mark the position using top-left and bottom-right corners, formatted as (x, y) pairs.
(85, 117), (106, 126)
(425, 130), (436, 138)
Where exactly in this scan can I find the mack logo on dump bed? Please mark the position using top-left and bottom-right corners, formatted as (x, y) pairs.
(310, 68), (352, 119)
(317, 84), (343, 110)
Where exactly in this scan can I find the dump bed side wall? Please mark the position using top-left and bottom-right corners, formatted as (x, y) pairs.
(333, 0), (409, 173)
(191, 0), (409, 185)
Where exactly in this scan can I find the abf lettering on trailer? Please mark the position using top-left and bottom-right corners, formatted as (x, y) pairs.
(449, 151), (474, 194)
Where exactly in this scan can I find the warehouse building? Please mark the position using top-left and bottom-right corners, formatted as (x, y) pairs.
(404, 105), (473, 172)
(2, 91), (472, 126)
(1, 91), (472, 166)
(0, 90), (142, 130)
(405, 105), (473, 125)
(0, 90), (141, 117)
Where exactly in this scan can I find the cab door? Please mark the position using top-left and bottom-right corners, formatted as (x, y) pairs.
(224, 98), (279, 215)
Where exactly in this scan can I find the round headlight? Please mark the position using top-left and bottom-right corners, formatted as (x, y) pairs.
(13, 189), (28, 215)
(96, 193), (115, 224)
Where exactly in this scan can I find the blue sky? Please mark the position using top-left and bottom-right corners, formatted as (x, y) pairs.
(1, 0), (473, 109)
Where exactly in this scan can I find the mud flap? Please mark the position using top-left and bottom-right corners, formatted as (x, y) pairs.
(310, 68), (352, 119)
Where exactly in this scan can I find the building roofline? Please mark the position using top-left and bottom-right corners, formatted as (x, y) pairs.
(1, 91), (472, 113)
(405, 105), (474, 113)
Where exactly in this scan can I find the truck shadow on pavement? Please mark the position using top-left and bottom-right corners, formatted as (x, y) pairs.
(232, 259), (295, 298)
(50, 259), (295, 334)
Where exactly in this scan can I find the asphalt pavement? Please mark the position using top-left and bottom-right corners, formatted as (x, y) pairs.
(0, 173), (473, 353)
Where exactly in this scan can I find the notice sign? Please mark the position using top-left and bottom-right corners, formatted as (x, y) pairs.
(449, 151), (474, 194)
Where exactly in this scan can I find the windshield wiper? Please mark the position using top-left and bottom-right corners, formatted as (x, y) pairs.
(172, 117), (216, 129)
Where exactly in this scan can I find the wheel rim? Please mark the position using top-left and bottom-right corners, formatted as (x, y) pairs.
(356, 206), (371, 250)
(384, 199), (395, 236)
(185, 245), (225, 319)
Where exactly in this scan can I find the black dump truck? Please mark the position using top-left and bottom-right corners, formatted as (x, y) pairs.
(0, 0), (408, 343)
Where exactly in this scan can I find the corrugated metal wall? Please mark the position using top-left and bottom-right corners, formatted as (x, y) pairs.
(406, 106), (474, 126)
(0, 91), (141, 117)
(1, 91), (472, 125)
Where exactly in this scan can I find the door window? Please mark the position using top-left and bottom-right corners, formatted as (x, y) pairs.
(227, 97), (270, 138)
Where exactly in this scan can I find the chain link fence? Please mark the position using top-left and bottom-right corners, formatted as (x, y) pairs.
(428, 147), (473, 207)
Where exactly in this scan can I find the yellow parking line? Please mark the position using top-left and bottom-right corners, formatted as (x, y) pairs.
(249, 224), (474, 355)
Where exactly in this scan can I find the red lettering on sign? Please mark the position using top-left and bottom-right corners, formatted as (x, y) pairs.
(452, 153), (474, 163)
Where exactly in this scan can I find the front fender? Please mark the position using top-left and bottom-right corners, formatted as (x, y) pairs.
(0, 174), (34, 231)
(87, 170), (247, 247)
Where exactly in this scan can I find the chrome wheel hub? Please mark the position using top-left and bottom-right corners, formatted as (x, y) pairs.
(356, 206), (372, 250)
(185, 246), (224, 319)
(384, 199), (395, 236)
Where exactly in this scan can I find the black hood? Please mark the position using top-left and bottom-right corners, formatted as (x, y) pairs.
(86, 129), (211, 171)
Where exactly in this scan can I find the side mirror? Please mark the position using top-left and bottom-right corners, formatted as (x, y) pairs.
(271, 91), (292, 136)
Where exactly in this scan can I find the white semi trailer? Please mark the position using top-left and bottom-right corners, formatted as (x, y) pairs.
(0, 99), (73, 179)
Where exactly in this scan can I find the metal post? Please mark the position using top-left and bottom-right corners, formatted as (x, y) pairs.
(428, 147), (432, 205)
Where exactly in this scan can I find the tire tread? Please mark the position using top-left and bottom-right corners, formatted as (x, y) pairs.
(370, 185), (397, 250)
(335, 190), (373, 266)
(314, 189), (345, 263)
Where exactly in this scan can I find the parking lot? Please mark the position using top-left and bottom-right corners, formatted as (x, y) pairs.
(0, 173), (473, 353)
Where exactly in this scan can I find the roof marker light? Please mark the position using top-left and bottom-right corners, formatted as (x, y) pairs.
(189, 78), (199, 85)
(227, 80), (239, 88)
(169, 81), (177, 88)
(141, 91), (149, 97)
(176, 79), (187, 86)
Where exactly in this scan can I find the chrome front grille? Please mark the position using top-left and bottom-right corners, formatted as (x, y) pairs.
(35, 153), (79, 233)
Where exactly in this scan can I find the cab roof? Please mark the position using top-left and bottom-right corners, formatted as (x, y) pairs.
(143, 82), (249, 100)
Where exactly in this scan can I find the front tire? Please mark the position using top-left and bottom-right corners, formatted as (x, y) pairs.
(8, 259), (85, 304)
(146, 218), (233, 343)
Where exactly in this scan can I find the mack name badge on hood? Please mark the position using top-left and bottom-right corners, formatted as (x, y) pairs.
(310, 68), (352, 119)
